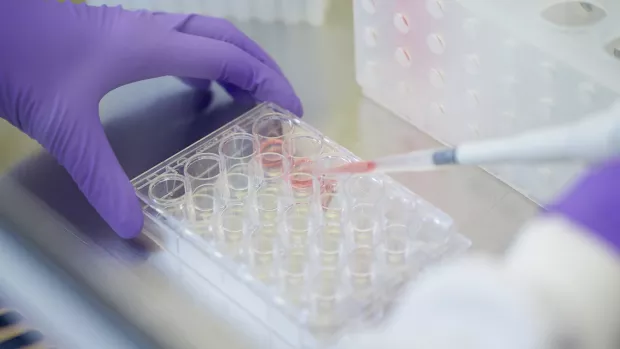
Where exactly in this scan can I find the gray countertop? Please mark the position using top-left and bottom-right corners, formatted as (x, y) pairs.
(0, 1), (538, 348)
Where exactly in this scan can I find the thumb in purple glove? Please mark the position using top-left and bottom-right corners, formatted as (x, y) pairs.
(0, 0), (302, 239)
(547, 157), (620, 252)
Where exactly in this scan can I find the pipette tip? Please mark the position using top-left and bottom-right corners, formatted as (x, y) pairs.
(325, 161), (377, 174)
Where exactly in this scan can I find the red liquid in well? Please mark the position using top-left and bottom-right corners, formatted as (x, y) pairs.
(290, 158), (313, 188)
(259, 139), (284, 168)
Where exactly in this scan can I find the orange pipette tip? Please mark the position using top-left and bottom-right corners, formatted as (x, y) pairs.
(326, 161), (377, 174)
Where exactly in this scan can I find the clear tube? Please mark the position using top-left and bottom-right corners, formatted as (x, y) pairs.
(283, 202), (318, 247)
(280, 247), (309, 305)
(349, 203), (380, 247)
(217, 202), (249, 261)
(310, 268), (343, 323)
(249, 152), (292, 225)
(315, 227), (344, 268)
(413, 216), (454, 255)
(248, 228), (279, 283)
(184, 153), (225, 240)
(347, 247), (375, 290)
(345, 174), (385, 207)
(320, 192), (347, 227)
(314, 154), (352, 193)
(148, 174), (190, 223)
(252, 113), (296, 156)
(289, 172), (320, 205)
(314, 154), (351, 228)
(219, 133), (257, 203)
(284, 134), (324, 173)
(382, 224), (409, 267)
(383, 194), (420, 229)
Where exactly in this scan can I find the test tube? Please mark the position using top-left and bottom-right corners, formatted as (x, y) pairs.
(280, 247), (309, 305)
(309, 268), (343, 326)
(345, 174), (385, 207)
(219, 133), (257, 203)
(249, 152), (292, 225)
(184, 153), (225, 241)
(248, 228), (279, 283)
(320, 191), (347, 228)
(413, 216), (454, 256)
(252, 113), (296, 156)
(349, 203), (380, 247)
(217, 202), (250, 261)
(315, 227), (344, 268)
(314, 154), (352, 193)
(382, 224), (410, 268)
(289, 171), (320, 205)
(149, 174), (190, 223)
(283, 134), (324, 173)
(383, 194), (421, 231)
(347, 246), (375, 290)
(283, 202), (319, 247)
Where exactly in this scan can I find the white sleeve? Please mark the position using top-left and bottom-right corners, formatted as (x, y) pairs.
(505, 215), (620, 349)
(339, 216), (620, 349)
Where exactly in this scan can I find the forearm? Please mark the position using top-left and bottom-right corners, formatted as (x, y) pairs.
(506, 215), (620, 349)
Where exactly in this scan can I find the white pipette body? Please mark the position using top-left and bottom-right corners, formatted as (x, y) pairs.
(456, 102), (620, 166)
(367, 102), (620, 173)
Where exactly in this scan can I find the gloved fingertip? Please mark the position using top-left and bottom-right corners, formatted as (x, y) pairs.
(277, 93), (304, 117)
(290, 96), (304, 117)
(110, 196), (145, 239)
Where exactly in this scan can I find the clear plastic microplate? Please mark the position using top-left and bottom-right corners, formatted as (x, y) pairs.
(131, 103), (471, 348)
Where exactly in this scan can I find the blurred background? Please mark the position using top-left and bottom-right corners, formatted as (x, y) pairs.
(4, 0), (613, 347)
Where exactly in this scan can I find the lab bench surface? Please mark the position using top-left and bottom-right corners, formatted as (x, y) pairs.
(0, 1), (537, 348)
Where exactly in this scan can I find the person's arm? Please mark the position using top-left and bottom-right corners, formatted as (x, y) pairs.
(341, 154), (620, 348)
(0, 0), (302, 238)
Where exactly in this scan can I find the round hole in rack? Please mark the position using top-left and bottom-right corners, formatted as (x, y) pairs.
(466, 90), (480, 108)
(427, 34), (445, 55)
(364, 27), (378, 47)
(604, 37), (620, 60)
(395, 47), (412, 67)
(393, 13), (410, 34)
(541, 1), (606, 27)
(429, 69), (445, 88)
(465, 55), (481, 75)
(431, 103), (445, 115)
(361, 0), (376, 14)
(468, 124), (481, 137)
(426, 0), (444, 19)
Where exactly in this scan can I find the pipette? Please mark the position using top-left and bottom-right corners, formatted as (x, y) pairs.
(329, 103), (620, 174)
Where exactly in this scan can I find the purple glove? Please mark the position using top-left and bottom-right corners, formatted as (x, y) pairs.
(547, 157), (620, 252)
(0, 0), (302, 239)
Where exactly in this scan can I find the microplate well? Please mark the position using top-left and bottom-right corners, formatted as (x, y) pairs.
(132, 102), (471, 348)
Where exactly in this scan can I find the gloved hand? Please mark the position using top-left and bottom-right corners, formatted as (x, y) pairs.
(547, 156), (620, 252)
(0, 0), (302, 239)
